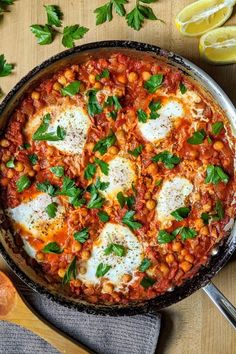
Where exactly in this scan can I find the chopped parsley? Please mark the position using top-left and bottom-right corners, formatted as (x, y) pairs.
(104, 243), (126, 257)
(137, 109), (147, 123)
(96, 263), (111, 277)
(212, 121), (224, 135)
(87, 89), (103, 117)
(98, 210), (110, 222)
(50, 166), (64, 178)
(32, 113), (66, 141)
(144, 74), (163, 93)
(28, 153), (38, 165)
(45, 202), (58, 218)
(140, 276), (155, 289)
(139, 258), (152, 272)
(128, 145), (143, 157)
(152, 151), (181, 169)
(16, 175), (31, 193)
(205, 165), (229, 185)
(62, 257), (77, 284)
(42, 242), (63, 254)
(122, 210), (142, 230)
(171, 207), (190, 221)
(93, 131), (116, 155)
(187, 129), (206, 145)
(61, 81), (80, 96)
(74, 228), (89, 243)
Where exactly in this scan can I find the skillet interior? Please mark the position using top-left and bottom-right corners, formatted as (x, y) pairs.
(0, 41), (236, 316)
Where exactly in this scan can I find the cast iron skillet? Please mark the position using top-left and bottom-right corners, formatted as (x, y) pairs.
(0, 41), (236, 322)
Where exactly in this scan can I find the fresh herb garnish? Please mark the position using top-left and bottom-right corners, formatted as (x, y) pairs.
(84, 163), (97, 180)
(105, 95), (122, 110)
(32, 113), (66, 141)
(205, 165), (229, 185)
(212, 121), (224, 135)
(19, 143), (31, 150)
(144, 74), (163, 93)
(152, 151), (181, 169)
(140, 276), (155, 289)
(179, 82), (187, 94)
(28, 153), (38, 165)
(62, 257), (77, 284)
(30, 24), (54, 45)
(122, 210), (142, 230)
(117, 192), (135, 209)
(36, 180), (58, 197)
(74, 228), (89, 243)
(173, 226), (197, 241)
(104, 243), (126, 256)
(95, 158), (109, 175)
(45, 202), (58, 218)
(139, 258), (152, 272)
(59, 176), (85, 207)
(87, 178), (108, 209)
(93, 131), (116, 155)
(62, 25), (89, 48)
(87, 89), (103, 117)
(157, 230), (175, 244)
(108, 111), (118, 120)
(44, 5), (63, 27)
(6, 158), (15, 168)
(137, 109), (147, 123)
(155, 179), (163, 187)
(212, 200), (224, 221)
(50, 166), (64, 178)
(0, 54), (13, 77)
(187, 129), (206, 145)
(149, 99), (161, 119)
(171, 207), (190, 221)
(201, 212), (210, 225)
(94, 0), (127, 25)
(42, 242), (63, 254)
(61, 81), (80, 96)
(128, 145), (143, 157)
(98, 210), (110, 222)
(16, 175), (31, 193)
(96, 263), (111, 277)
(0, 0), (15, 16)
(96, 69), (110, 80)
(126, 0), (158, 31)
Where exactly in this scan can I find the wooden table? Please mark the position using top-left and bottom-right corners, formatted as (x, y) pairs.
(0, 1), (236, 353)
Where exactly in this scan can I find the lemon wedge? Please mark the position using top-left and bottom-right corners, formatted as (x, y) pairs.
(175, 0), (236, 37)
(199, 26), (236, 64)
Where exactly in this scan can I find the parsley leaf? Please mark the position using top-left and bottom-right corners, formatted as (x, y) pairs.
(179, 82), (187, 94)
(50, 166), (64, 178)
(126, 1), (157, 31)
(137, 109), (147, 123)
(62, 25), (89, 48)
(140, 276), (155, 288)
(104, 243), (126, 256)
(205, 165), (229, 185)
(74, 228), (89, 243)
(6, 158), (15, 168)
(96, 69), (110, 81)
(16, 175), (31, 193)
(44, 5), (63, 27)
(87, 178), (107, 209)
(149, 99), (161, 119)
(58, 176), (85, 207)
(173, 226), (197, 241)
(37, 180), (58, 197)
(30, 24), (54, 45)
(98, 210), (110, 222)
(84, 163), (97, 180)
(171, 207), (190, 221)
(212, 121), (224, 135)
(61, 81), (80, 96)
(139, 258), (152, 272)
(28, 153), (38, 165)
(62, 257), (77, 284)
(45, 202), (58, 218)
(0, 54), (13, 77)
(87, 89), (103, 117)
(96, 263), (111, 277)
(42, 242), (63, 254)
(144, 74), (163, 93)
(187, 129), (206, 145)
(157, 230), (175, 244)
(128, 145), (143, 157)
(117, 192), (135, 209)
(201, 212), (210, 225)
(95, 157), (109, 175)
(0, 0), (15, 15)
(94, 0), (127, 25)
(93, 131), (116, 155)
(105, 95), (122, 110)
(152, 151), (181, 169)
(212, 199), (224, 221)
(122, 210), (142, 230)
(32, 114), (66, 141)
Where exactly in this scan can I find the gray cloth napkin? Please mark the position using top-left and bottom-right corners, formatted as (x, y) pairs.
(0, 281), (161, 354)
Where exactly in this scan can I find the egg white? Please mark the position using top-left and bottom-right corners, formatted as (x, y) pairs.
(6, 193), (66, 241)
(156, 176), (193, 226)
(25, 105), (90, 155)
(78, 223), (143, 290)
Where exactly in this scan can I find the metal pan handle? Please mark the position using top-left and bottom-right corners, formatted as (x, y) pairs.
(203, 281), (236, 330)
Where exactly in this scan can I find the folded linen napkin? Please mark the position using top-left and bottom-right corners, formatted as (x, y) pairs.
(0, 281), (161, 354)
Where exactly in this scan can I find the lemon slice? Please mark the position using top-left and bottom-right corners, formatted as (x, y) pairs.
(199, 26), (236, 64)
(175, 0), (236, 37)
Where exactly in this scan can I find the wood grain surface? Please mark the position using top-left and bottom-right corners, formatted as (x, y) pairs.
(0, 1), (236, 354)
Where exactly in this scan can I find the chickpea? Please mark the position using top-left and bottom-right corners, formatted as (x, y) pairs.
(15, 161), (24, 172)
(181, 249), (188, 257)
(146, 163), (158, 175)
(128, 72), (138, 83)
(185, 254), (194, 263)
(194, 192), (201, 201)
(36, 252), (44, 261)
(144, 191), (151, 200)
(0, 178), (8, 186)
(213, 141), (224, 151)
(109, 146), (119, 155)
(0, 139), (10, 148)
(180, 261), (192, 272)
(103, 282), (114, 294)
(53, 82), (62, 91)
(86, 142), (95, 151)
(172, 241), (182, 252)
(89, 74), (96, 84)
(28, 170), (35, 177)
(160, 263), (169, 275)
(117, 74), (127, 84)
(145, 143), (153, 152)
(93, 82), (102, 90)
(58, 268), (66, 278)
(142, 71), (151, 81)
(188, 150), (199, 159)
(73, 242), (82, 252)
(166, 254), (175, 264)
(7, 169), (14, 179)
(81, 250), (90, 261)
(64, 69), (74, 80)
(146, 199), (156, 210)
(122, 274), (132, 283)
(200, 226), (209, 236)
(79, 265), (87, 275)
(113, 87), (124, 97)
(58, 75), (67, 85)
(31, 91), (40, 100)
(195, 218), (204, 230)
(202, 202), (212, 212)
(33, 165), (40, 172)
(73, 279), (82, 287)
(116, 129), (126, 141)
(80, 208), (88, 217)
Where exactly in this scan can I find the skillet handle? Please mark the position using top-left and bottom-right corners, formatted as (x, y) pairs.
(202, 281), (236, 330)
